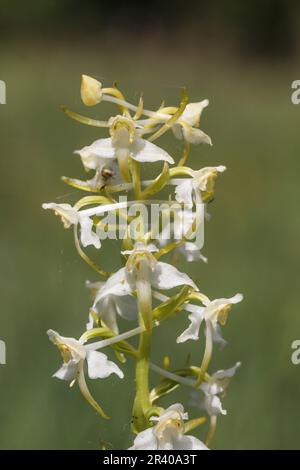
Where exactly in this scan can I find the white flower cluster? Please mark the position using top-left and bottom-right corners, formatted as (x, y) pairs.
(43, 75), (243, 450)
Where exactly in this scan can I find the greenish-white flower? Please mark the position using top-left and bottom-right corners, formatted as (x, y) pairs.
(42, 203), (100, 249)
(75, 115), (174, 169)
(172, 100), (212, 145)
(129, 403), (208, 450)
(177, 294), (243, 344)
(190, 363), (241, 416)
(47, 329), (123, 418)
(175, 166), (226, 206)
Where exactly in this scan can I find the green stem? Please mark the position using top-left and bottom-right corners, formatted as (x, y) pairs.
(133, 329), (152, 432)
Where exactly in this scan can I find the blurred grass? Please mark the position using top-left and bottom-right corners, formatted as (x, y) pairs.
(0, 39), (300, 449)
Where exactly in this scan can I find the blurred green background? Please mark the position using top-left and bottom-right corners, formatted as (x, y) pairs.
(1, 0), (300, 450)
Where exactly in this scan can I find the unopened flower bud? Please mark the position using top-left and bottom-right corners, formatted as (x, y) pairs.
(80, 74), (102, 106)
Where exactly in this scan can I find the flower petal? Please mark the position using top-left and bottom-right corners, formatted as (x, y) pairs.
(95, 268), (133, 299)
(114, 294), (138, 322)
(204, 394), (227, 416)
(100, 298), (120, 334)
(130, 138), (174, 164)
(174, 435), (209, 450)
(79, 215), (101, 249)
(183, 126), (212, 145)
(180, 100), (209, 127)
(53, 360), (77, 381)
(175, 179), (194, 206)
(42, 203), (78, 228)
(86, 350), (124, 379)
(129, 428), (157, 450)
(177, 310), (204, 343)
(75, 138), (116, 170)
(212, 362), (241, 381)
(152, 262), (198, 291)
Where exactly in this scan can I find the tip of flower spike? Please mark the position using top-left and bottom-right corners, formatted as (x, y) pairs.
(81, 74), (102, 106)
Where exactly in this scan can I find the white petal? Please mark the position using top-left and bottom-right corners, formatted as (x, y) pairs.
(151, 262), (198, 291)
(47, 329), (86, 361)
(42, 203), (78, 228)
(75, 138), (116, 170)
(177, 310), (204, 343)
(86, 350), (124, 379)
(211, 323), (227, 346)
(114, 294), (138, 321)
(79, 215), (101, 249)
(204, 394), (227, 416)
(53, 360), (77, 381)
(229, 293), (244, 304)
(175, 435), (209, 450)
(95, 268), (133, 299)
(129, 428), (157, 450)
(212, 362), (241, 381)
(99, 298), (119, 334)
(86, 312), (95, 330)
(130, 138), (174, 164)
(183, 126), (212, 145)
(172, 122), (184, 140)
(175, 179), (194, 206)
(181, 100), (209, 127)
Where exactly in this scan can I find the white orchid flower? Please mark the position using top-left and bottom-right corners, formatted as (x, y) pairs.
(86, 280), (138, 334)
(190, 363), (241, 417)
(177, 294), (243, 345)
(42, 203), (100, 249)
(75, 115), (174, 182)
(47, 329), (123, 418)
(175, 166), (226, 207)
(172, 100), (212, 145)
(129, 403), (208, 450)
(98, 242), (198, 330)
